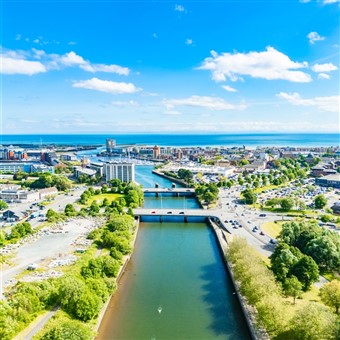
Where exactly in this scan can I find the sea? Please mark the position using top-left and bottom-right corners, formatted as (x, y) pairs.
(0, 133), (339, 148)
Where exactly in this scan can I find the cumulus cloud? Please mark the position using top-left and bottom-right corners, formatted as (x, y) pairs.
(307, 32), (325, 44)
(1, 48), (130, 76)
(222, 85), (237, 92)
(1, 55), (46, 75)
(277, 92), (339, 112)
(163, 95), (246, 111)
(311, 62), (338, 73)
(72, 78), (141, 94)
(318, 73), (331, 80)
(185, 39), (193, 45)
(175, 4), (185, 12)
(198, 47), (311, 83)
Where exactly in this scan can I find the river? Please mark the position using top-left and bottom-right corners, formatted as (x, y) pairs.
(97, 166), (250, 339)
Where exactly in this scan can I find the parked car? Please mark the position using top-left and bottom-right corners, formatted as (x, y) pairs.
(269, 238), (277, 244)
(259, 213), (266, 217)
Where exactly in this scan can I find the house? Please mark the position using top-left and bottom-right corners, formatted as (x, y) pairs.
(331, 201), (340, 215)
(1, 209), (27, 222)
(38, 187), (58, 200)
(74, 166), (97, 179)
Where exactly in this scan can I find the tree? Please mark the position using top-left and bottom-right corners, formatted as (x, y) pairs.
(74, 289), (101, 321)
(320, 280), (340, 314)
(41, 320), (93, 340)
(280, 198), (294, 211)
(284, 276), (303, 304)
(291, 255), (319, 291)
(288, 303), (338, 340)
(241, 189), (257, 205)
(64, 203), (77, 217)
(0, 200), (8, 211)
(314, 194), (327, 209)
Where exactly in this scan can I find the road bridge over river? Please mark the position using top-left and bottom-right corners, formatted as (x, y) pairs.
(142, 188), (195, 196)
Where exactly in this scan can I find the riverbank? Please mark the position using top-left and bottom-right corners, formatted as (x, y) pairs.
(207, 218), (268, 340)
(151, 169), (189, 187)
(94, 216), (141, 335)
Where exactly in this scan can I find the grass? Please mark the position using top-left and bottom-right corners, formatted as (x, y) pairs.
(88, 193), (121, 205)
(260, 221), (283, 238)
(321, 271), (340, 282)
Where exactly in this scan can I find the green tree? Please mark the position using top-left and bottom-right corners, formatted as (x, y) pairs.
(241, 189), (257, 205)
(74, 289), (101, 321)
(41, 320), (93, 340)
(64, 203), (77, 217)
(314, 194), (327, 209)
(0, 200), (8, 211)
(284, 276), (303, 304)
(280, 198), (294, 211)
(319, 280), (340, 314)
(291, 255), (319, 291)
(288, 303), (338, 340)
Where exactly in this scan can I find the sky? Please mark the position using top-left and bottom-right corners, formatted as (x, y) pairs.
(1, 0), (339, 134)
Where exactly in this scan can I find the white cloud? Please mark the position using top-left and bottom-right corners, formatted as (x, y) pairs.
(299, 0), (311, 2)
(277, 92), (339, 112)
(175, 4), (185, 12)
(15, 34), (22, 41)
(68, 41), (77, 45)
(152, 33), (158, 39)
(1, 48), (130, 76)
(198, 46), (311, 83)
(323, 0), (340, 4)
(318, 73), (331, 80)
(311, 62), (338, 73)
(307, 32), (325, 44)
(163, 95), (246, 111)
(111, 100), (139, 107)
(1, 55), (46, 75)
(222, 85), (237, 92)
(163, 110), (181, 115)
(185, 39), (193, 45)
(72, 78), (141, 94)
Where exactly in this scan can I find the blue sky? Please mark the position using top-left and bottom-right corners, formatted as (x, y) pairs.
(1, 0), (339, 134)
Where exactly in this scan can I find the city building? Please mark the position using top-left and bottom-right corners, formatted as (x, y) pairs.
(0, 188), (39, 202)
(153, 145), (160, 159)
(315, 173), (340, 188)
(106, 138), (116, 153)
(104, 162), (135, 182)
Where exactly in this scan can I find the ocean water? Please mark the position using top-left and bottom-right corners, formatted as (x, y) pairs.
(0, 133), (339, 147)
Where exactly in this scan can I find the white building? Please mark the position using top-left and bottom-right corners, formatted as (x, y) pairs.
(104, 162), (135, 182)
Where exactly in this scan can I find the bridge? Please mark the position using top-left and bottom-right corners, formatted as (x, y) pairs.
(142, 188), (195, 197)
(133, 208), (223, 223)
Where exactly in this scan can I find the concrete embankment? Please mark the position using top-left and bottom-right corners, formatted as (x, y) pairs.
(207, 217), (269, 340)
(94, 217), (141, 334)
(151, 169), (189, 187)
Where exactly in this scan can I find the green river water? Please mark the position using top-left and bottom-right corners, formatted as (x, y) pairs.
(97, 166), (251, 340)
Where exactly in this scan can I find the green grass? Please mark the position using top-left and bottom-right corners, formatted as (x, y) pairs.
(260, 221), (283, 238)
(88, 193), (121, 205)
(321, 271), (340, 282)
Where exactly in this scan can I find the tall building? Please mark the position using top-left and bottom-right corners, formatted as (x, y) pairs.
(106, 139), (116, 153)
(104, 162), (135, 182)
(153, 145), (160, 159)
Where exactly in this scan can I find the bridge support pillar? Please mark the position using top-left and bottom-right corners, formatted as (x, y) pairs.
(176, 193), (179, 197)
(184, 216), (188, 223)
(160, 216), (162, 223)
(156, 193), (159, 198)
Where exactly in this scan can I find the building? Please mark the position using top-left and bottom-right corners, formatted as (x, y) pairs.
(104, 162), (135, 182)
(331, 201), (340, 215)
(315, 173), (340, 188)
(153, 145), (160, 159)
(74, 166), (97, 179)
(106, 138), (116, 153)
(1, 209), (27, 222)
(0, 188), (39, 202)
(38, 187), (58, 200)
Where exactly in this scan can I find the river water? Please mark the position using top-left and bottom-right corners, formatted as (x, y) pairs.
(97, 166), (250, 339)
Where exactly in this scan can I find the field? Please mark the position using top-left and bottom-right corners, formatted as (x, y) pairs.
(87, 193), (122, 205)
(260, 221), (286, 238)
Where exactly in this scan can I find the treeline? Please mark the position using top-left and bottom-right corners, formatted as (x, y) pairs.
(0, 207), (136, 339)
(0, 222), (33, 247)
(227, 238), (339, 339)
(277, 220), (340, 273)
(23, 173), (72, 192)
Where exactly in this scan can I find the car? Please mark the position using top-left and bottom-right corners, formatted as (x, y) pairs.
(233, 225), (238, 229)
(259, 213), (266, 217)
(260, 231), (265, 236)
(252, 227), (258, 232)
(151, 211), (156, 214)
(167, 211), (172, 214)
(179, 211), (184, 215)
(269, 238), (277, 244)
(224, 220), (228, 223)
